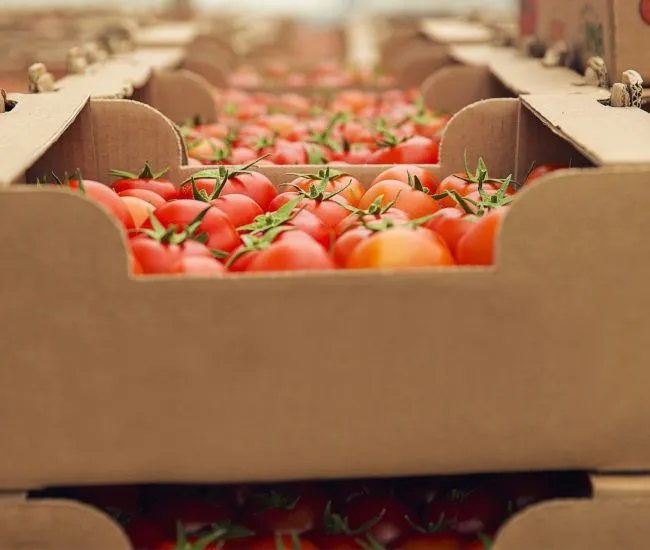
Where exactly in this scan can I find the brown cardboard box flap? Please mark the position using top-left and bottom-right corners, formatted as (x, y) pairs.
(420, 19), (494, 44)
(122, 47), (185, 70)
(522, 94), (650, 165)
(496, 478), (650, 550)
(4, 167), (650, 488)
(0, 91), (89, 186)
(132, 22), (200, 47)
(0, 499), (131, 550)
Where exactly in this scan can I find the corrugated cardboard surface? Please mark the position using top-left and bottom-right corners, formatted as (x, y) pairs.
(536, 0), (650, 81)
(522, 94), (650, 165)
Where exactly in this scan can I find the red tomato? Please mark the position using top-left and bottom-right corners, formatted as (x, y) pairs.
(268, 140), (308, 165)
(341, 146), (374, 164)
(180, 172), (277, 211)
(242, 487), (328, 535)
(169, 256), (226, 276)
(65, 179), (134, 230)
(194, 122), (230, 139)
(130, 237), (213, 275)
(269, 192), (350, 231)
(456, 208), (507, 266)
(308, 533), (372, 549)
(525, 163), (566, 185)
(347, 227), (455, 269)
(332, 226), (372, 267)
(150, 498), (234, 537)
(120, 196), (156, 228)
(436, 174), (470, 208)
(110, 163), (178, 201)
(344, 495), (417, 547)
(460, 183), (499, 197)
(231, 231), (335, 273)
(396, 532), (465, 550)
(118, 188), (167, 208)
(249, 536), (319, 550)
(124, 517), (167, 550)
(424, 209), (475, 258)
(370, 136), (439, 164)
(372, 165), (439, 194)
(230, 146), (259, 165)
(288, 172), (365, 207)
(211, 194), (264, 228)
(335, 209), (410, 236)
(143, 201), (240, 252)
(360, 180), (439, 219)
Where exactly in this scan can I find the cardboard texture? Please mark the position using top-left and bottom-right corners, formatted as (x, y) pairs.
(3, 94), (650, 490)
(420, 19), (496, 44)
(534, 0), (650, 83)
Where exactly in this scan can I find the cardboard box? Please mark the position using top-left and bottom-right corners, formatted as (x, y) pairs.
(4, 90), (650, 549)
(533, 0), (650, 83)
(421, 43), (610, 114)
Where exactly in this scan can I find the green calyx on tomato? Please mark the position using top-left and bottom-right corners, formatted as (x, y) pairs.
(189, 175), (228, 203)
(226, 226), (295, 268)
(406, 172), (431, 194)
(186, 154), (270, 184)
(340, 192), (401, 216)
(322, 502), (385, 537)
(476, 532), (494, 549)
(307, 113), (344, 153)
(361, 211), (438, 233)
(251, 490), (302, 511)
(252, 135), (277, 153)
(109, 161), (169, 181)
(407, 512), (448, 534)
(238, 196), (304, 233)
(187, 138), (233, 163)
(306, 147), (329, 165)
(289, 167), (348, 185)
(136, 207), (211, 246)
(172, 521), (227, 550)
(51, 169), (86, 193)
(274, 532), (305, 550)
(283, 170), (351, 202)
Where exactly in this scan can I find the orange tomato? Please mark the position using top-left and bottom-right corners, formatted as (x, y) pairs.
(425, 208), (476, 259)
(346, 227), (455, 269)
(372, 165), (440, 194)
(288, 174), (365, 207)
(456, 208), (508, 266)
(360, 180), (440, 219)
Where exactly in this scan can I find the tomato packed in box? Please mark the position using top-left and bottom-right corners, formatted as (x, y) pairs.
(33, 470), (591, 549)
(33, 159), (565, 276)
(182, 88), (448, 167)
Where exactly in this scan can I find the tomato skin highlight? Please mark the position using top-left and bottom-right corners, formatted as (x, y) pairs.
(111, 177), (178, 201)
(130, 237), (213, 275)
(347, 227), (456, 269)
(370, 136), (440, 164)
(118, 188), (167, 208)
(66, 179), (135, 230)
(456, 208), (507, 266)
(211, 194), (264, 228)
(178, 172), (277, 211)
(269, 192), (351, 231)
(169, 256), (226, 276)
(372, 165), (440, 194)
(245, 232), (336, 273)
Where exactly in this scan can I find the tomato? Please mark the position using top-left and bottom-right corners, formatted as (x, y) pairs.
(335, 209), (410, 236)
(242, 486), (328, 535)
(228, 230), (333, 273)
(360, 180), (439, 219)
(343, 495), (417, 547)
(289, 172), (365, 207)
(150, 498), (234, 537)
(65, 178), (134, 230)
(110, 163), (178, 201)
(268, 140), (308, 165)
(393, 476), (446, 509)
(130, 238), (213, 275)
(187, 138), (229, 164)
(269, 192), (350, 231)
(194, 122), (230, 140)
(249, 535), (319, 550)
(181, 171), (277, 211)
(211, 194), (264, 228)
(332, 226), (372, 267)
(169, 256), (226, 276)
(372, 165), (439, 194)
(118, 188), (167, 208)
(120, 196), (156, 228)
(124, 517), (167, 550)
(347, 227), (455, 270)
(396, 532), (465, 550)
(460, 183), (499, 197)
(436, 175), (470, 208)
(341, 146), (373, 164)
(230, 147), (259, 165)
(450, 491), (508, 536)
(143, 201), (240, 253)
(524, 163), (565, 185)
(456, 208), (507, 266)
(424, 209), (475, 258)
(370, 136), (439, 164)
(341, 121), (374, 144)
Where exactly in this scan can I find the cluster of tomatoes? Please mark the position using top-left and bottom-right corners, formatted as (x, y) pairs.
(35, 471), (591, 550)
(229, 61), (395, 90)
(36, 160), (564, 276)
(184, 87), (447, 166)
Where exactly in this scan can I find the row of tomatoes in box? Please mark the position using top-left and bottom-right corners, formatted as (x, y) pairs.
(35, 160), (563, 275)
(35, 471), (591, 549)
(183, 88), (445, 166)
